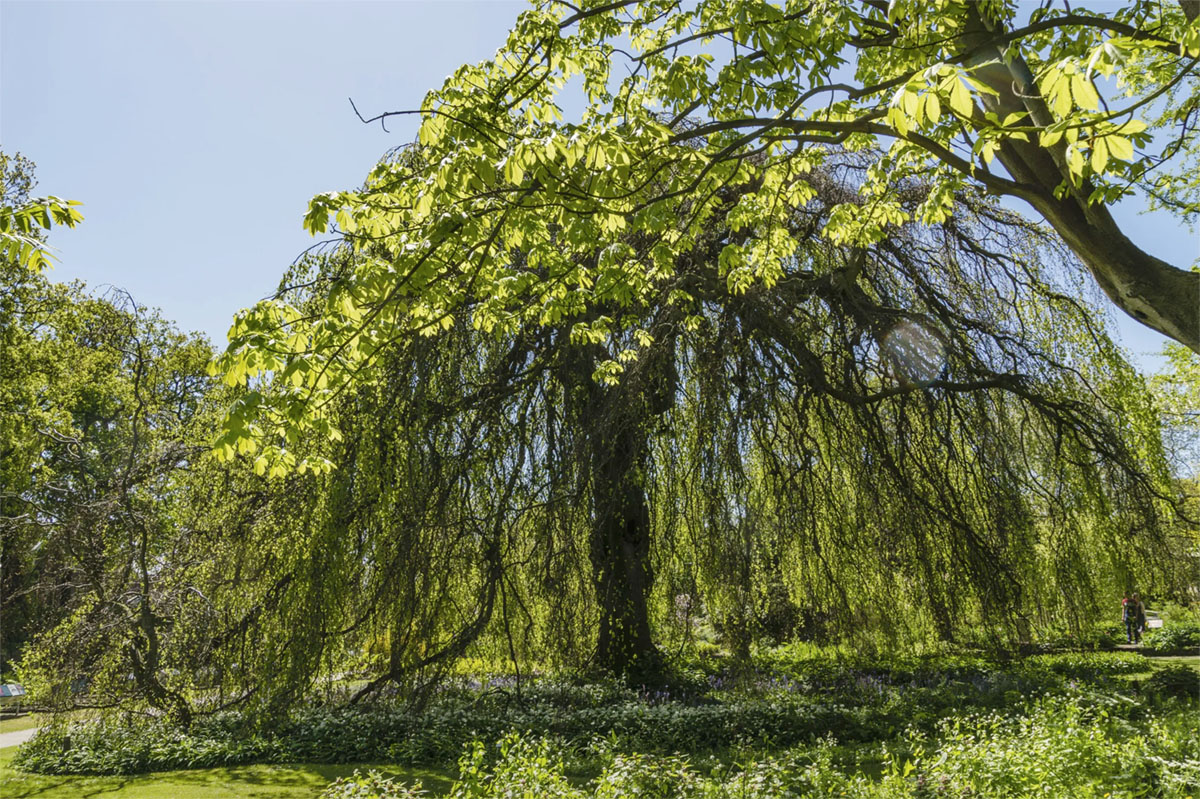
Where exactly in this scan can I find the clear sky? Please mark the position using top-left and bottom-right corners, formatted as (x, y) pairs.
(2, 0), (1195, 372)
(2, 0), (524, 341)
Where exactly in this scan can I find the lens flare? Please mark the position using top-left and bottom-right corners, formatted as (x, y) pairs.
(881, 320), (946, 385)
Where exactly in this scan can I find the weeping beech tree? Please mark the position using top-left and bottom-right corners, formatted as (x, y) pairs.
(213, 144), (1183, 697)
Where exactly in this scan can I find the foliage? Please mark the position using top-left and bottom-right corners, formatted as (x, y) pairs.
(0, 261), (223, 722)
(320, 770), (426, 799)
(211, 166), (1187, 695)
(1143, 664), (1200, 699)
(320, 698), (1199, 798)
(1151, 341), (1200, 475)
(202, 0), (1197, 697)
(754, 645), (1150, 685)
(0, 151), (82, 272)
(892, 695), (1200, 799)
(10, 651), (1172, 776)
(1143, 622), (1200, 653)
(219, 2), (1200, 422)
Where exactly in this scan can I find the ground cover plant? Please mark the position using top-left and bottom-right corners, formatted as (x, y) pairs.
(14, 651), (1198, 799)
(315, 701), (1200, 799)
(1144, 623), (1200, 654)
(0, 746), (453, 799)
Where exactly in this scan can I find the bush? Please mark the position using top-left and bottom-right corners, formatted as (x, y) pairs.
(1144, 665), (1200, 700)
(1143, 623), (1200, 653)
(320, 770), (426, 799)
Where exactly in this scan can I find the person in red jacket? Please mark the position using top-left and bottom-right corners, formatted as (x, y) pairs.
(1122, 592), (1134, 643)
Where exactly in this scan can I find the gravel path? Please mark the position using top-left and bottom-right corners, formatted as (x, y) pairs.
(0, 727), (38, 749)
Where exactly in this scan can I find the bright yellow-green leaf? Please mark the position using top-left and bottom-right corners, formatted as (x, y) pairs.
(925, 93), (941, 124)
(949, 79), (972, 118)
(1070, 75), (1100, 111)
(1106, 135), (1134, 161)
(1066, 144), (1085, 176)
(1119, 119), (1147, 136)
(1039, 128), (1063, 147)
(1091, 137), (1109, 173)
(1052, 80), (1072, 118)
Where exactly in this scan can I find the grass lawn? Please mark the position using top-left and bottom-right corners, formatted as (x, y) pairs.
(1148, 654), (1200, 667)
(0, 746), (453, 799)
(1141, 654), (1200, 674)
(0, 715), (41, 735)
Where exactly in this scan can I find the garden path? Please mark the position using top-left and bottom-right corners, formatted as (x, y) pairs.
(0, 728), (38, 749)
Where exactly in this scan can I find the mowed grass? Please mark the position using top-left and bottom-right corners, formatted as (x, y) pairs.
(1139, 654), (1200, 675)
(0, 715), (41, 734)
(0, 746), (453, 799)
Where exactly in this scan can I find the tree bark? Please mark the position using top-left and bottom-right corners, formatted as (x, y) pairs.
(589, 414), (658, 675)
(564, 341), (675, 677)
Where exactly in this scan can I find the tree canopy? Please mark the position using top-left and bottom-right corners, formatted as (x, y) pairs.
(210, 148), (1186, 685)
(3, 1), (1198, 720)
(224, 0), (1199, 409)
(205, 0), (1200, 685)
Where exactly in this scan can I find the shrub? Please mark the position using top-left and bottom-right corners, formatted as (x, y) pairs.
(1144, 665), (1200, 700)
(320, 770), (426, 799)
(1143, 623), (1200, 653)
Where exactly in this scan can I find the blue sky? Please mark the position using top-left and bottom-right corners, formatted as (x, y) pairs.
(2, 0), (523, 341)
(2, 1), (1194, 373)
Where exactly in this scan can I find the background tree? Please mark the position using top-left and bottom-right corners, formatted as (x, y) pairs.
(1, 152), (82, 678)
(1, 262), (219, 721)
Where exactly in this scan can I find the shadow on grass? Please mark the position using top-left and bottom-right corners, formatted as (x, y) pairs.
(0, 754), (453, 799)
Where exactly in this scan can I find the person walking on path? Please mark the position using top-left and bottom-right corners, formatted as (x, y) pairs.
(1131, 593), (1147, 644)
(1122, 592), (1135, 643)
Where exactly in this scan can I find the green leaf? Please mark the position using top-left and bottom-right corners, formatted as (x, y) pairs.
(1090, 137), (1109, 174)
(924, 93), (941, 124)
(949, 79), (972, 118)
(1070, 75), (1100, 111)
(1106, 135), (1133, 161)
(478, 158), (496, 186)
(1039, 127), (1063, 147)
(1052, 79), (1072, 117)
(503, 157), (525, 185)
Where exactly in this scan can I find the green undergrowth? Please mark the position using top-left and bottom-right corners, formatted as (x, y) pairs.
(319, 694), (1200, 799)
(1143, 622), (1200, 653)
(0, 746), (454, 799)
(13, 650), (1190, 780)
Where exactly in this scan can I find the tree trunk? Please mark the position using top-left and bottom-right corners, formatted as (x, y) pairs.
(564, 341), (676, 678)
(589, 416), (658, 676)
